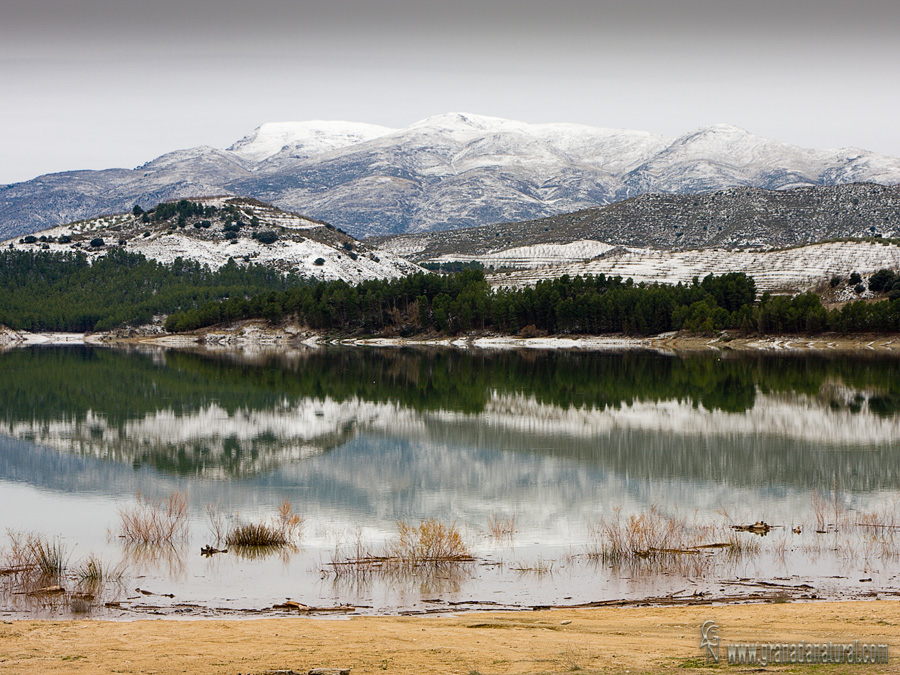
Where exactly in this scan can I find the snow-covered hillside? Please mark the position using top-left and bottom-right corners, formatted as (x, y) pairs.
(4, 113), (900, 240)
(9, 193), (900, 298)
(487, 240), (900, 293)
(429, 240), (618, 269)
(2, 197), (421, 284)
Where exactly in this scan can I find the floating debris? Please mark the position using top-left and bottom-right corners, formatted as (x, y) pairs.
(732, 521), (773, 535)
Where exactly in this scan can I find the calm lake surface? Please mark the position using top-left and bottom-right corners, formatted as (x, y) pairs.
(2, 345), (900, 617)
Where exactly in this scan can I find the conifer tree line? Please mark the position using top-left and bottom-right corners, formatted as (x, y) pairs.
(165, 267), (900, 336)
(3, 248), (900, 336)
(0, 249), (298, 332)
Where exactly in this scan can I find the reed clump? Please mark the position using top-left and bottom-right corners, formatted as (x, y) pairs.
(0, 533), (69, 591)
(73, 554), (123, 586)
(118, 492), (189, 545)
(512, 555), (555, 577)
(226, 522), (288, 547)
(225, 499), (304, 550)
(29, 536), (69, 581)
(589, 506), (687, 563)
(2, 533), (125, 614)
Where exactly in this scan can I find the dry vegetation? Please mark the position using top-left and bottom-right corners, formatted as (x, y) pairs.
(117, 492), (189, 545)
(486, 513), (516, 542)
(224, 499), (304, 551)
(588, 506), (719, 562)
(327, 519), (475, 585)
(0, 532), (124, 615)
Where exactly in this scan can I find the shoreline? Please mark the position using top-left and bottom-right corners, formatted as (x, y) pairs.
(2, 601), (897, 674)
(4, 323), (900, 354)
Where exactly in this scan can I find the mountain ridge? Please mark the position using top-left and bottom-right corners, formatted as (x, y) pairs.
(373, 183), (900, 260)
(2, 114), (899, 241)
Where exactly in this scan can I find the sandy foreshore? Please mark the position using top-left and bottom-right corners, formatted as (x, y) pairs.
(1, 601), (897, 674)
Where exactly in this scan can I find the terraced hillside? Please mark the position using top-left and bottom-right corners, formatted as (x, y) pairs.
(373, 183), (900, 260)
(487, 240), (900, 293)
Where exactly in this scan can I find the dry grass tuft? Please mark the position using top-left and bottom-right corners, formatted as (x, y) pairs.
(226, 523), (288, 547)
(118, 492), (189, 545)
(225, 499), (304, 550)
(29, 536), (69, 581)
(73, 554), (122, 585)
(588, 506), (687, 563)
(487, 513), (516, 542)
(585, 506), (752, 576)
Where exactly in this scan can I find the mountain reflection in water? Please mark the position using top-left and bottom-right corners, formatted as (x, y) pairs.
(2, 345), (900, 615)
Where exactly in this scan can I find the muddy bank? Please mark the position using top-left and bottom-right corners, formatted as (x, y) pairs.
(1, 601), (897, 674)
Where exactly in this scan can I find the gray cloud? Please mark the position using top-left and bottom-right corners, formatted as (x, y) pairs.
(2, 0), (899, 183)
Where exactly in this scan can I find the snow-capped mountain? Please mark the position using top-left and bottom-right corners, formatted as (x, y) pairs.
(228, 120), (395, 165)
(2, 113), (899, 240)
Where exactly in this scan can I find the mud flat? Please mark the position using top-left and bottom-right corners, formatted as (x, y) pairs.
(1, 601), (897, 674)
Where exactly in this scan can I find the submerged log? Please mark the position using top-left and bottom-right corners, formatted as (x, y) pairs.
(28, 584), (65, 595)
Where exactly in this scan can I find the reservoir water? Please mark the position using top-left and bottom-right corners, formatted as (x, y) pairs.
(1, 345), (899, 617)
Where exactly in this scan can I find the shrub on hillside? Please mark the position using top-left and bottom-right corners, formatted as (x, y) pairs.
(253, 230), (278, 245)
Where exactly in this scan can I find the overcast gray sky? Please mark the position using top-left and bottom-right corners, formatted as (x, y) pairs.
(2, 0), (898, 184)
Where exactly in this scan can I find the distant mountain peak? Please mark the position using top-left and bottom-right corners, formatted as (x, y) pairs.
(408, 112), (528, 134)
(699, 123), (752, 134)
(228, 120), (395, 162)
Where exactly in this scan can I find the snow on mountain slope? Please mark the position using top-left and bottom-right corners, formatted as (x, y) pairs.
(136, 145), (253, 183)
(488, 240), (900, 293)
(225, 113), (674, 236)
(228, 116), (900, 237)
(430, 240), (617, 269)
(4, 114), (900, 240)
(375, 183), (900, 258)
(623, 125), (900, 196)
(3, 197), (421, 284)
(229, 120), (395, 164)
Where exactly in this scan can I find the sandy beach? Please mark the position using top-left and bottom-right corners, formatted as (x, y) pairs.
(1, 601), (897, 674)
